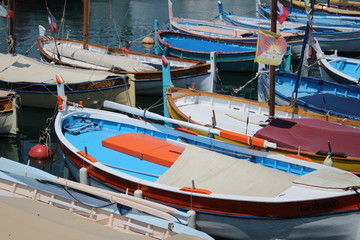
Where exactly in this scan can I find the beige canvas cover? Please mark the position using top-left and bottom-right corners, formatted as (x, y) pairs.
(156, 145), (297, 197)
(0, 53), (123, 83)
(293, 167), (360, 189)
(45, 44), (157, 72)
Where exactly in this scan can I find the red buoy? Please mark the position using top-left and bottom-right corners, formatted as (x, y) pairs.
(28, 144), (55, 161)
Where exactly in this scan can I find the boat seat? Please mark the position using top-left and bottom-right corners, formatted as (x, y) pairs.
(102, 133), (184, 167)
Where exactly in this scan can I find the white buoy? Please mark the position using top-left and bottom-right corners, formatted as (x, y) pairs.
(323, 155), (333, 166)
(79, 167), (89, 185)
(134, 189), (143, 198)
(187, 209), (196, 228)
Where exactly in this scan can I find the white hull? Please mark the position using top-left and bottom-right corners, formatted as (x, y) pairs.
(38, 37), (216, 95)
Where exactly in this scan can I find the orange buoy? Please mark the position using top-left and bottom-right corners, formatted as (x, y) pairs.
(28, 144), (55, 161)
(142, 36), (154, 44)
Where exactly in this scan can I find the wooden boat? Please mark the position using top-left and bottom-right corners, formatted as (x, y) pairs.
(257, 1), (360, 27)
(279, 0), (360, 16)
(0, 90), (19, 137)
(54, 82), (360, 239)
(166, 87), (360, 171)
(0, 157), (213, 240)
(155, 30), (257, 72)
(319, 54), (360, 85)
(218, 0), (360, 54)
(37, 0), (216, 96)
(257, 66), (360, 121)
(168, 0), (257, 41)
(37, 35), (215, 96)
(0, 53), (135, 109)
(168, 0), (303, 59)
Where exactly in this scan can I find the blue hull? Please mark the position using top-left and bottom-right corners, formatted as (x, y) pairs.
(156, 30), (257, 72)
(258, 69), (360, 120)
(258, 3), (360, 28)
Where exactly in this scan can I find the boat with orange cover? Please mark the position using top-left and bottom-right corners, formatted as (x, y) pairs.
(55, 79), (360, 239)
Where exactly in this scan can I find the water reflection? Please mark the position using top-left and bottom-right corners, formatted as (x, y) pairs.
(1, 0), (264, 177)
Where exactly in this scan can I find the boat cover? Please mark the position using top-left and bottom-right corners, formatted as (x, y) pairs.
(45, 44), (157, 72)
(0, 53), (123, 83)
(156, 145), (297, 197)
(298, 93), (360, 119)
(254, 118), (360, 157)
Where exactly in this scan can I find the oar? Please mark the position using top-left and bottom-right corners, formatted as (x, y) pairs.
(103, 100), (277, 149)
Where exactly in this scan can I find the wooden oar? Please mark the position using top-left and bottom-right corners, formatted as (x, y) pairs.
(103, 100), (277, 149)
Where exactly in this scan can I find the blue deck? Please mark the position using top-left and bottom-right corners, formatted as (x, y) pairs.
(163, 36), (254, 53)
(63, 116), (315, 182)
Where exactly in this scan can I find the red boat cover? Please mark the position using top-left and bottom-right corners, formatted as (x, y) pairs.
(254, 118), (360, 158)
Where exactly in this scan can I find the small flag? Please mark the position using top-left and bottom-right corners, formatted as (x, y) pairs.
(0, 5), (14, 18)
(255, 28), (288, 66)
(277, 1), (289, 24)
(47, 8), (57, 33)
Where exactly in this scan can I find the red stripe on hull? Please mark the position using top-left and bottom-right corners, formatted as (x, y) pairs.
(63, 144), (360, 219)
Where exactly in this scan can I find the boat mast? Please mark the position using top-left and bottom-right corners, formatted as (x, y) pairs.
(7, 0), (15, 54)
(268, 0), (277, 118)
(82, 0), (89, 49)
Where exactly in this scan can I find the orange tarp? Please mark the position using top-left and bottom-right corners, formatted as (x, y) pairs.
(102, 133), (184, 167)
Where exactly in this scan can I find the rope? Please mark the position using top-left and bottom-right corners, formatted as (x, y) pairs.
(232, 72), (260, 94)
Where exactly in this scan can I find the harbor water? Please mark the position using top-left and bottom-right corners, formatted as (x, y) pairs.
(0, 0), (265, 177)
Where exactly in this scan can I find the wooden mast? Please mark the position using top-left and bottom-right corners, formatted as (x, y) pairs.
(82, 0), (89, 49)
(7, 0), (15, 54)
(268, 0), (277, 118)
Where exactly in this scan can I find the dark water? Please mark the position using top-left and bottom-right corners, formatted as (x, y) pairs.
(0, 0), (266, 177)
(1, 0), (276, 187)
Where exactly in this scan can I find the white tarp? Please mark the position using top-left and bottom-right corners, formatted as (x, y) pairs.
(156, 145), (297, 197)
(45, 44), (157, 72)
(0, 53), (123, 83)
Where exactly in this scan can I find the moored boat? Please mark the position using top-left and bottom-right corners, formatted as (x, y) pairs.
(37, 35), (216, 95)
(218, 0), (360, 54)
(37, 0), (216, 96)
(166, 87), (360, 171)
(167, 0), (303, 59)
(258, 1), (360, 27)
(54, 85), (360, 239)
(279, 0), (360, 16)
(155, 30), (257, 72)
(319, 54), (360, 85)
(0, 157), (213, 240)
(257, 66), (360, 121)
(0, 53), (135, 109)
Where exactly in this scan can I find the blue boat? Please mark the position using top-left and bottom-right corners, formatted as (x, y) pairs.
(319, 55), (360, 85)
(167, 0), (303, 59)
(155, 30), (257, 72)
(257, 2), (360, 28)
(257, 67), (360, 120)
(218, 0), (360, 54)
